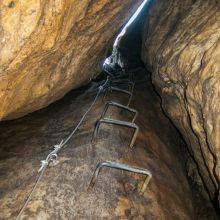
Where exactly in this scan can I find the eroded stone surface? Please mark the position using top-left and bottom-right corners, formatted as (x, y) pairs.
(142, 0), (220, 208)
(0, 71), (196, 219)
(0, 0), (142, 120)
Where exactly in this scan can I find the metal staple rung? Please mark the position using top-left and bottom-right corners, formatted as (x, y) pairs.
(110, 86), (132, 95)
(110, 78), (133, 84)
(103, 85), (133, 103)
(108, 70), (134, 81)
(105, 86), (133, 106)
(110, 82), (135, 96)
(92, 118), (139, 148)
(101, 101), (138, 123)
(110, 80), (135, 88)
(88, 161), (152, 194)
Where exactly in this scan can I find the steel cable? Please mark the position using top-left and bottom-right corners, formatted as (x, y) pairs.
(16, 76), (109, 220)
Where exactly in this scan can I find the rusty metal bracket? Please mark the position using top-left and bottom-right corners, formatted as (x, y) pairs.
(88, 161), (152, 194)
(104, 86), (133, 106)
(109, 84), (133, 94)
(109, 70), (134, 81)
(92, 118), (139, 148)
(110, 78), (133, 84)
(110, 81), (135, 95)
(100, 101), (138, 123)
(109, 78), (134, 89)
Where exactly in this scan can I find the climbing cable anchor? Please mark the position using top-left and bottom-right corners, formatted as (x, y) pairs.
(92, 118), (139, 148)
(88, 161), (152, 194)
(38, 140), (63, 172)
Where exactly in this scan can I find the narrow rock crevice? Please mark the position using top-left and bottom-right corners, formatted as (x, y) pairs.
(0, 0), (219, 219)
(141, 0), (220, 213)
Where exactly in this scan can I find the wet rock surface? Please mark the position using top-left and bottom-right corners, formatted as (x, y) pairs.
(0, 70), (197, 219)
(142, 0), (220, 210)
(0, 0), (142, 120)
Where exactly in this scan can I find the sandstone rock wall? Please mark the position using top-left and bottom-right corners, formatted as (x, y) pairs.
(0, 0), (142, 120)
(142, 0), (220, 208)
(0, 71), (195, 219)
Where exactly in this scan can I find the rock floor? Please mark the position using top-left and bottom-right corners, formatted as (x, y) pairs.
(0, 69), (216, 219)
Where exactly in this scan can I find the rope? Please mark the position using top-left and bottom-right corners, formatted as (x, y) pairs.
(16, 76), (109, 220)
(16, 166), (46, 220)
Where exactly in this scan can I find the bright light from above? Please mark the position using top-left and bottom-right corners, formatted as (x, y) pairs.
(113, 0), (149, 48)
(103, 0), (149, 68)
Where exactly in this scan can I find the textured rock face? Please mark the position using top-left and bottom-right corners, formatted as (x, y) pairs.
(0, 0), (142, 120)
(0, 71), (195, 219)
(142, 0), (220, 208)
